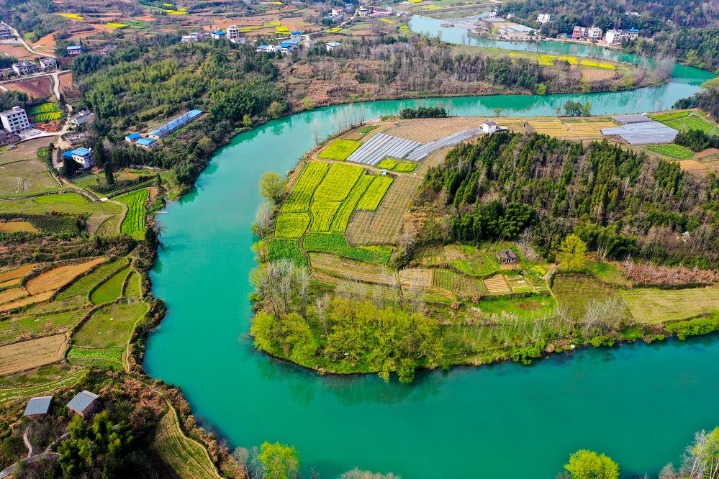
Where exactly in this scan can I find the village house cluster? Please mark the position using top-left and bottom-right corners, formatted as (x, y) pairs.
(571, 25), (640, 44)
(24, 390), (102, 419)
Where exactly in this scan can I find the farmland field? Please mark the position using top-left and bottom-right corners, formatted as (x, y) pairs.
(0, 310), (88, 346)
(124, 272), (142, 299)
(276, 212), (311, 239)
(268, 239), (307, 265)
(357, 176), (394, 210)
(67, 347), (124, 369)
(56, 258), (129, 301)
(645, 144), (694, 159)
(330, 175), (374, 232)
(433, 269), (485, 298)
(25, 257), (106, 294)
(282, 161), (329, 213)
(90, 266), (131, 305)
(313, 163), (363, 203)
(347, 175), (421, 245)
(304, 232), (393, 264)
(651, 111), (719, 136)
(73, 302), (149, 349)
(553, 274), (626, 320)
(620, 286), (719, 324)
(0, 193), (122, 220)
(309, 252), (390, 284)
(0, 159), (59, 197)
(116, 188), (149, 239)
(3, 77), (53, 99)
(152, 405), (219, 479)
(0, 368), (86, 406)
(0, 291), (54, 313)
(0, 264), (35, 285)
(318, 139), (361, 161)
(0, 334), (68, 376)
(309, 202), (341, 232)
(0, 221), (39, 233)
(484, 275), (512, 295)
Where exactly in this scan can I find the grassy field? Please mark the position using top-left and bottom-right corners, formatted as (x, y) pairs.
(124, 271), (142, 299)
(67, 346), (124, 369)
(0, 159), (59, 197)
(477, 294), (556, 320)
(620, 287), (719, 324)
(0, 310), (89, 346)
(0, 193), (124, 228)
(377, 158), (419, 173)
(645, 144), (694, 160)
(304, 232), (393, 264)
(0, 368), (86, 406)
(90, 266), (131, 305)
(152, 405), (219, 479)
(651, 111), (719, 136)
(553, 274), (626, 320)
(268, 239), (307, 265)
(56, 258), (129, 301)
(116, 188), (149, 240)
(318, 139), (361, 161)
(432, 269), (485, 298)
(73, 302), (148, 349)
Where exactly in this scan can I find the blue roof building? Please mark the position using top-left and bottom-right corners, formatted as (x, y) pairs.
(137, 137), (157, 148)
(211, 30), (226, 39)
(67, 45), (82, 55)
(63, 147), (94, 170)
(629, 28), (640, 33)
(125, 132), (141, 143)
(149, 110), (203, 139)
(24, 396), (53, 416)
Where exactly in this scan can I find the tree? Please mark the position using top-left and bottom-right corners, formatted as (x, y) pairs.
(557, 234), (588, 270)
(564, 449), (620, 479)
(259, 442), (299, 479)
(104, 160), (115, 186)
(259, 172), (286, 204)
(681, 427), (719, 479)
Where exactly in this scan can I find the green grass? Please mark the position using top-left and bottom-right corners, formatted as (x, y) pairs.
(67, 347), (124, 369)
(477, 294), (556, 320)
(358, 125), (377, 134)
(620, 287), (719, 324)
(356, 176), (393, 210)
(90, 267), (131, 305)
(318, 139), (361, 161)
(116, 189), (149, 240)
(283, 162), (329, 213)
(1, 193), (122, 221)
(313, 163), (364, 203)
(33, 193), (88, 206)
(0, 368), (86, 406)
(309, 202), (342, 232)
(303, 232), (392, 264)
(124, 271), (142, 299)
(651, 111), (719, 136)
(72, 302), (148, 349)
(275, 212), (311, 239)
(552, 274), (625, 320)
(268, 239), (307, 266)
(0, 310), (89, 346)
(26, 103), (61, 116)
(645, 144), (694, 159)
(377, 158), (398, 170)
(330, 175), (374, 232)
(55, 258), (129, 301)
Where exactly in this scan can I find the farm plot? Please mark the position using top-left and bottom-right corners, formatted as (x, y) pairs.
(0, 368), (86, 406)
(318, 139), (361, 161)
(25, 257), (106, 294)
(276, 212), (311, 239)
(0, 288), (27, 305)
(310, 253), (391, 284)
(526, 118), (618, 140)
(484, 275), (512, 295)
(620, 287), (719, 324)
(0, 334), (68, 376)
(268, 239), (307, 266)
(347, 175), (421, 245)
(27, 103), (63, 121)
(90, 266), (131, 305)
(356, 176), (394, 210)
(399, 268), (433, 289)
(645, 144), (694, 160)
(0, 310), (87, 346)
(505, 275), (534, 293)
(124, 272), (142, 299)
(432, 269), (486, 298)
(406, 128), (484, 161)
(0, 159), (59, 196)
(304, 233), (393, 264)
(152, 405), (219, 479)
(386, 118), (483, 143)
(67, 347), (124, 369)
(553, 274), (626, 320)
(329, 175), (374, 232)
(0, 291), (54, 313)
(73, 302), (149, 349)
(0, 221), (39, 233)
(3, 77), (53, 99)
(282, 161), (329, 213)
(116, 188), (149, 240)
(377, 158), (419, 173)
(2, 193), (122, 221)
(309, 202), (341, 232)
(0, 264), (35, 286)
(651, 111), (719, 136)
(56, 258), (129, 301)
(313, 163), (364, 202)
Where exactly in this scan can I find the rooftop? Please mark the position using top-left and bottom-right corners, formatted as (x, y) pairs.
(67, 390), (99, 414)
(137, 137), (157, 146)
(601, 121), (678, 145)
(67, 45), (82, 50)
(24, 396), (53, 416)
(73, 147), (91, 156)
(125, 132), (142, 140)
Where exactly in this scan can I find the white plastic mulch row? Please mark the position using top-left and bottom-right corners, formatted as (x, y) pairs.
(600, 121), (678, 145)
(346, 133), (422, 166)
(406, 128), (485, 161)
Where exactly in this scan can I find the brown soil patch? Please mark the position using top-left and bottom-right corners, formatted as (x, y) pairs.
(0, 334), (68, 376)
(0, 288), (27, 305)
(25, 257), (106, 294)
(484, 275), (511, 294)
(696, 148), (719, 159)
(399, 268), (433, 288)
(679, 160), (707, 174)
(0, 264), (35, 283)
(3, 77), (53, 99)
(32, 33), (57, 50)
(0, 291), (54, 313)
(0, 44), (39, 61)
(580, 67), (616, 82)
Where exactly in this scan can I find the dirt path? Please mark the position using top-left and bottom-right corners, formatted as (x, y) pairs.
(1, 22), (56, 58)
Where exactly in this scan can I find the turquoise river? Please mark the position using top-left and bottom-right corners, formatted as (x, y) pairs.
(145, 16), (719, 478)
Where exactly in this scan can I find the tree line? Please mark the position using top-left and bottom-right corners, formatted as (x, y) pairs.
(417, 132), (719, 265)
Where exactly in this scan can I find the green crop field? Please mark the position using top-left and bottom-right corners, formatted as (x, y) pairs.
(268, 239), (307, 265)
(27, 103), (62, 116)
(330, 175), (374, 232)
(309, 202), (341, 232)
(90, 266), (131, 305)
(4, 193), (122, 221)
(651, 111), (719, 136)
(73, 302), (148, 349)
(56, 258), (129, 301)
(283, 162), (329, 213)
(620, 287), (719, 324)
(124, 271), (142, 299)
(477, 295), (556, 320)
(377, 158), (419, 173)
(318, 139), (361, 161)
(0, 310), (88, 346)
(377, 158), (398, 170)
(645, 144), (694, 159)
(32, 112), (63, 122)
(303, 232), (392, 264)
(116, 188), (149, 240)
(313, 163), (363, 203)
(67, 347), (124, 368)
(357, 176), (394, 210)
(34, 193), (88, 206)
(275, 212), (311, 239)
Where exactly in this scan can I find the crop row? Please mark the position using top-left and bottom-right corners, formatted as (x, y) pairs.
(318, 139), (361, 161)
(309, 202), (341, 231)
(357, 176), (393, 210)
(283, 162), (329, 213)
(313, 163), (364, 203)
(303, 232), (392, 264)
(117, 188), (149, 240)
(27, 103), (62, 115)
(330, 175), (374, 233)
(275, 212), (310, 239)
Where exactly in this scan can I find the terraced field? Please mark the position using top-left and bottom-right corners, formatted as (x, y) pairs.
(116, 188), (149, 240)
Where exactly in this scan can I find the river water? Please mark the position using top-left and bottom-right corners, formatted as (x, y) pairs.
(145, 18), (718, 479)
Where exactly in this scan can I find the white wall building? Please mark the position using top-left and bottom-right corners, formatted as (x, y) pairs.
(227, 25), (245, 44)
(587, 27), (603, 39)
(0, 106), (30, 133)
(536, 13), (551, 23)
(605, 29), (629, 44)
(0, 24), (13, 40)
(12, 61), (39, 76)
(481, 121), (497, 134)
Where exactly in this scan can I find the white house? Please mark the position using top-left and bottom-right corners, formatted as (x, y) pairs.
(628, 28), (640, 40)
(12, 61), (39, 76)
(39, 57), (57, 70)
(69, 110), (93, 128)
(481, 121), (497, 134)
(605, 29), (629, 44)
(487, 9), (498, 18)
(227, 25), (245, 44)
(211, 30), (226, 40)
(330, 7), (344, 18)
(290, 31), (302, 42)
(587, 27), (603, 39)
(0, 106), (30, 133)
(326, 41), (341, 52)
(0, 24), (13, 40)
(69, 148), (93, 170)
(357, 6), (368, 17)
(536, 13), (551, 23)
(67, 45), (82, 56)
